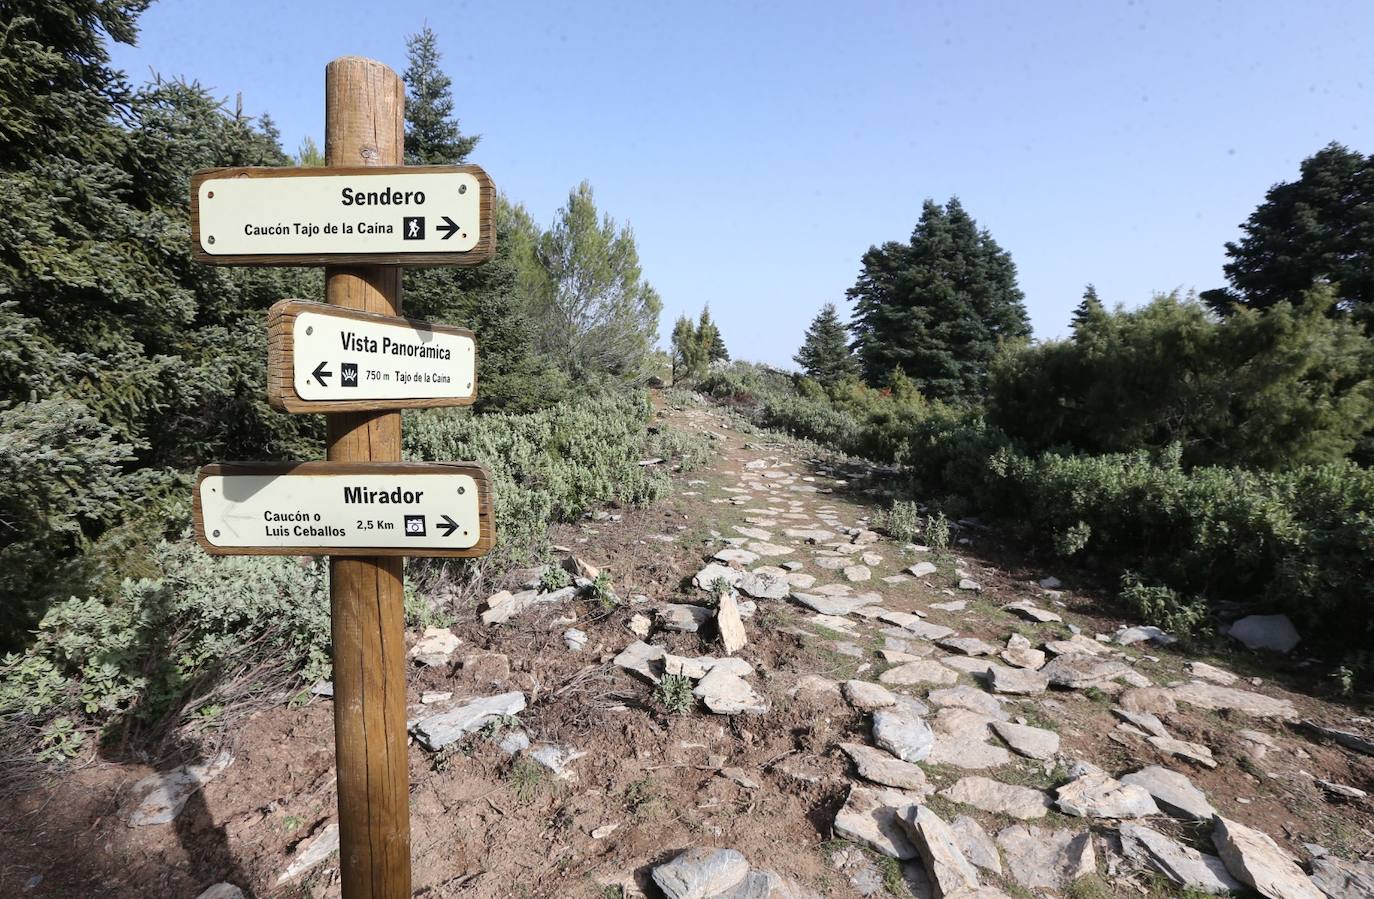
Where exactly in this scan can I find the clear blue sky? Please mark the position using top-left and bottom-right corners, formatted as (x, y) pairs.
(110, 0), (1372, 368)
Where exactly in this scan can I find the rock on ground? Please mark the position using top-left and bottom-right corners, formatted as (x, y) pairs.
(614, 640), (665, 682)
(950, 815), (1002, 876)
(844, 679), (897, 710)
(693, 563), (745, 591)
(899, 805), (980, 897)
(652, 847), (750, 899)
(1213, 816), (1324, 899)
(881, 660), (959, 687)
(717, 591), (748, 654)
(873, 708), (936, 762)
(927, 686), (1009, 721)
(833, 784), (920, 860)
(995, 824), (1095, 891)
(840, 742), (930, 792)
(1120, 822), (1241, 895)
(127, 751), (233, 826)
(694, 667), (768, 715)
(410, 692), (527, 751)
(194, 886), (245, 899)
(276, 823), (340, 884)
(1056, 772), (1160, 819)
(987, 665), (1048, 695)
(940, 776), (1051, 820)
(1310, 855), (1374, 899)
(991, 721), (1060, 760)
(1119, 766), (1216, 821)
(1228, 614), (1301, 653)
(1170, 683), (1297, 719)
(660, 603), (713, 633)
(408, 626), (461, 666)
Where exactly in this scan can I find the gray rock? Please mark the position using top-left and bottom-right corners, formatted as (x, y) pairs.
(1311, 855), (1374, 899)
(901, 620), (958, 641)
(1213, 816), (1324, 899)
(1120, 766), (1216, 821)
(276, 823), (340, 884)
(991, 721), (1060, 760)
(693, 563), (745, 591)
(1114, 625), (1176, 646)
(1120, 822), (1241, 894)
(940, 776), (1051, 820)
(951, 815), (1002, 876)
(899, 805), (980, 897)
(127, 751), (233, 826)
(873, 708), (936, 762)
(1171, 683), (1298, 719)
(844, 565), (872, 582)
(660, 603), (713, 633)
(480, 586), (575, 625)
(652, 847), (750, 899)
(738, 570), (790, 600)
(195, 886), (245, 899)
(715, 547), (760, 566)
(1228, 614), (1301, 653)
(834, 784), (922, 859)
(408, 626), (461, 666)
(694, 667), (768, 715)
(1188, 661), (1239, 685)
(958, 578), (982, 592)
(995, 825), (1096, 891)
(717, 591), (748, 654)
(909, 561), (938, 578)
(843, 679), (898, 710)
(563, 628), (588, 652)
(941, 655), (997, 677)
(410, 692), (527, 751)
(1003, 601), (1062, 623)
(926, 709), (1013, 770)
(1055, 772), (1159, 819)
(927, 686), (1009, 721)
(1302, 720), (1374, 756)
(529, 743), (586, 779)
(613, 640), (665, 683)
(1041, 654), (1137, 690)
(1148, 735), (1218, 768)
(880, 660), (959, 687)
(791, 592), (873, 616)
(937, 637), (999, 657)
(930, 600), (967, 612)
(1111, 706), (1170, 739)
(987, 665), (1048, 695)
(840, 742), (931, 792)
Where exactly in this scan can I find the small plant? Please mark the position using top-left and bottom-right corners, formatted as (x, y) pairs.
(655, 673), (695, 715)
(877, 500), (922, 543)
(877, 853), (906, 895)
(282, 814), (304, 834)
(507, 757), (546, 803)
(624, 776), (664, 819)
(707, 577), (733, 607)
(924, 512), (951, 554)
(480, 713), (522, 738)
(1081, 686), (1110, 705)
(1053, 520), (1092, 557)
(601, 886), (625, 899)
(1120, 572), (1213, 641)
(36, 717), (84, 763)
(1333, 665), (1356, 697)
(540, 565), (572, 592)
(590, 571), (620, 610)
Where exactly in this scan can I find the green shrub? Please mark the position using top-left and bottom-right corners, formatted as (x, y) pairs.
(875, 500), (922, 543)
(1119, 573), (1213, 640)
(654, 673), (695, 715)
(540, 565), (572, 592)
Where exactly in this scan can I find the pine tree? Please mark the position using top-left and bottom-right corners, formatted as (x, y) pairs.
(402, 26), (478, 165)
(1070, 284), (1107, 336)
(794, 303), (857, 385)
(848, 198), (1030, 400)
(698, 306), (729, 362)
(671, 315), (704, 383)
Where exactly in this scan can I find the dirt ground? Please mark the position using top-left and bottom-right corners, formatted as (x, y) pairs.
(2, 391), (1371, 898)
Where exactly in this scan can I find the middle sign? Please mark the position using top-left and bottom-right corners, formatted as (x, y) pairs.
(267, 299), (476, 412)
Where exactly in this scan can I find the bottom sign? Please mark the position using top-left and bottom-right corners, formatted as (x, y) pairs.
(194, 462), (493, 557)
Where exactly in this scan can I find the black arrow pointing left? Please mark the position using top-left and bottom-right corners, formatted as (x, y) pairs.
(438, 514), (460, 537)
(312, 360), (332, 386)
(436, 216), (460, 240)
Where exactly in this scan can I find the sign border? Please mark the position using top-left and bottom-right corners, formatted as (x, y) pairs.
(266, 299), (478, 413)
(192, 461), (495, 558)
(189, 165), (495, 267)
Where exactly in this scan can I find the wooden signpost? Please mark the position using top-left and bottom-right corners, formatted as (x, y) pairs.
(188, 56), (495, 898)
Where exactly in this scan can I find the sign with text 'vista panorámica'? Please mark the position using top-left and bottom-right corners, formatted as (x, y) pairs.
(190, 165), (493, 266)
(268, 300), (476, 413)
(194, 462), (493, 557)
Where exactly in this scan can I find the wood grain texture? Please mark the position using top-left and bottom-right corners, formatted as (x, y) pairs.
(266, 298), (478, 413)
(189, 461), (495, 558)
(324, 55), (411, 899)
(188, 164), (495, 267)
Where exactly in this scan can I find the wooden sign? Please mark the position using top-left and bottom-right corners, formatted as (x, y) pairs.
(190, 165), (494, 266)
(194, 462), (493, 557)
(267, 299), (476, 413)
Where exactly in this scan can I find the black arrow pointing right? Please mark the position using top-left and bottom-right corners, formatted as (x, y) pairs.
(312, 360), (332, 386)
(438, 514), (460, 538)
(436, 216), (460, 240)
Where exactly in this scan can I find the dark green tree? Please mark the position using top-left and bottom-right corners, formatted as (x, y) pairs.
(1070, 284), (1107, 336)
(794, 302), (857, 385)
(848, 198), (1030, 400)
(670, 314), (705, 383)
(699, 306), (728, 362)
(1202, 143), (1374, 327)
(402, 25), (478, 165)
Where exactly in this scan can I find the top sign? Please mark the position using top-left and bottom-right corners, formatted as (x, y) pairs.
(190, 165), (494, 266)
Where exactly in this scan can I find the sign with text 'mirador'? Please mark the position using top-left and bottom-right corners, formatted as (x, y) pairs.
(190, 165), (494, 266)
(268, 300), (476, 413)
(194, 462), (494, 557)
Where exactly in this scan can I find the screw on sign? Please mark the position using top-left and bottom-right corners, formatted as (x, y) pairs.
(187, 57), (496, 898)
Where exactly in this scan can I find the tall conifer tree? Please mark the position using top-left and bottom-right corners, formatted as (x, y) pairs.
(794, 303), (857, 385)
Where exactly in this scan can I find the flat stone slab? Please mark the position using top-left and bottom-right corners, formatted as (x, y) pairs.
(408, 626), (461, 666)
(791, 592), (873, 616)
(843, 679), (898, 710)
(833, 785), (920, 860)
(1311, 855), (1374, 899)
(899, 805), (980, 897)
(127, 751), (233, 826)
(652, 847), (750, 899)
(908, 562), (938, 577)
(411, 692), (527, 751)
(900, 620), (957, 641)
(276, 823), (340, 885)
(1170, 683), (1297, 719)
(937, 637), (999, 656)
(873, 708), (936, 762)
(996, 825), (1096, 891)
(880, 660), (959, 687)
(951, 815), (1002, 876)
(1056, 772), (1159, 819)
(1120, 766), (1216, 821)
(614, 640), (666, 682)
(1188, 661), (1238, 685)
(927, 708), (1013, 769)
(1148, 735), (1217, 768)
(927, 686), (1010, 721)
(715, 547), (761, 566)
(840, 742), (931, 792)
(659, 603), (714, 633)
(747, 541), (794, 557)
(1041, 654), (1141, 690)
(991, 721), (1060, 760)
(941, 776), (1051, 820)
(1003, 602), (1062, 623)
(694, 667), (768, 715)
(843, 565), (872, 582)
(988, 664), (1048, 695)
(738, 570), (789, 599)
(1213, 816), (1324, 899)
(1000, 647), (1047, 670)
(693, 563), (745, 591)
(1121, 822), (1241, 895)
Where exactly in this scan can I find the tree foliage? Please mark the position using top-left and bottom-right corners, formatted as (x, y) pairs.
(670, 306), (727, 383)
(402, 25), (478, 166)
(1203, 143), (1374, 327)
(848, 198), (1030, 401)
(794, 302), (857, 385)
(988, 288), (1374, 469)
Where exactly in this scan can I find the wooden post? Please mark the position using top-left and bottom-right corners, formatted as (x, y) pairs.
(323, 56), (411, 899)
